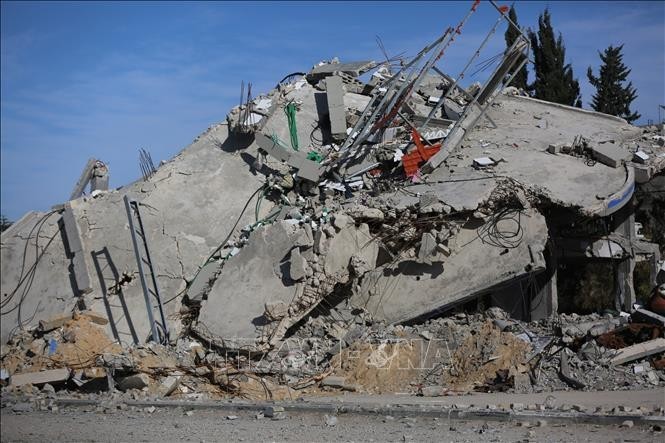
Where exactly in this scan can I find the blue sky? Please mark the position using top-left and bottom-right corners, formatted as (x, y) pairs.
(1, 1), (664, 221)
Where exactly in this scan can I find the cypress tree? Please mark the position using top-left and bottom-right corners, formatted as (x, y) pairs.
(587, 45), (640, 123)
(527, 9), (582, 107)
(504, 6), (528, 90)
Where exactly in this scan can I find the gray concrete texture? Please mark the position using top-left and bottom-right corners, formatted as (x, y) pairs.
(1, 122), (269, 344)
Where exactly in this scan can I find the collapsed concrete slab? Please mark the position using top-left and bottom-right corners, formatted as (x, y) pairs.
(1, 122), (268, 345)
(193, 221), (305, 350)
(351, 209), (548, 324)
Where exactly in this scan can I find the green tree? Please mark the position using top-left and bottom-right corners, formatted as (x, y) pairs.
(587, 45), (641, 123)
(527, 9), (582, 107)
(0, 215), (12, 232)
(504, 6), (528, 90)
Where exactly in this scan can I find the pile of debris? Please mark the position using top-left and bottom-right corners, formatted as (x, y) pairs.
(2, 0), (664, 404)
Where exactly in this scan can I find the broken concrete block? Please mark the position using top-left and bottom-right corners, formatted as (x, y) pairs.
(631, 308), (665, 327)
(264, 405), (285, 418)
(289, 248), (308, 281)
(10, 368), (71, 387)
(547, 143), (562, 154)
(473, 157), (496, 168)
(117, 373), (152, 391)
(157, 375), (180, 397)
(314, 229), (328, 255)
(326, 75), (347, 136)
(185, 261), (220, 304)
(62, 203), (93, 294)
(633, 150), (649, 164)
(417, 232), (437, 261)
(634, 164), (654, 183)
(420, 386), (443, 397)
(324, 223), (378, 280)
(321, 375), (346, 388)
(293, 225), (314, 248)
(610, 338), (665, 366)
(309, 60), (375, 79)
(80, 311), (109, 325)
(265, 301), (288, 321)
(295, 158), (324, 182)
(39, 313), (72, 332)
(83, 367), (107, 379)
(332, 214), (353, 231)
(256, 132), (292, 163)
(590, 142), (630, 168)
(513, 372), (532, 394)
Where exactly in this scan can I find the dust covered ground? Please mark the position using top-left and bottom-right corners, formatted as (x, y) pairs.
(2, 406), (662, 442)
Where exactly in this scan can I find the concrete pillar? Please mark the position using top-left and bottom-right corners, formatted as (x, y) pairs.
(62, 202), (93, 294)
(613, 199), (636, 312)
(91, 162), (109, 192)
(325, 75), (347, 137)
(531, 252), (558, 320)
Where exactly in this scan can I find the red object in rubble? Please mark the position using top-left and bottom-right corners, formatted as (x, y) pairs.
(649, 286), (665, 315)
(401, 130), (441, 177)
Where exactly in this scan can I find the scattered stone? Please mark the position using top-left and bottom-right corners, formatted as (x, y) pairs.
(324, 414), (338, 426)
(226, 415), (239, 420)
(117, 373), (151, 391)
(264, 405), (285, 418)
(321, 375), (346, 388)
(144, 406), (156, 414)
(621, 420), (634, 429)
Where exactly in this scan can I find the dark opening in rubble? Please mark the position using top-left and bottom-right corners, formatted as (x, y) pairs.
(558, 262), (615, 314)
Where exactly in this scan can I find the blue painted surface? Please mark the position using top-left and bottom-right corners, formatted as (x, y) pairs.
(607, 181), (635, 210)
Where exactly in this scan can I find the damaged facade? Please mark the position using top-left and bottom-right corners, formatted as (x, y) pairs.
(2, 1), (664, 401)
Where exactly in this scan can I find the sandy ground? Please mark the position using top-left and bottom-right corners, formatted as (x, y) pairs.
(1, 407), (661, 442)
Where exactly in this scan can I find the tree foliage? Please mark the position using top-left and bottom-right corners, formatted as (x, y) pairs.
(0, 215), (12, 232)
(587, 45), (640, 123)
(504, 6), (528, 90)
(527, 9), (582, 107)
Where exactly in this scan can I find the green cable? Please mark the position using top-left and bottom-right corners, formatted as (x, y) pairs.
(284, 102), (299, 151)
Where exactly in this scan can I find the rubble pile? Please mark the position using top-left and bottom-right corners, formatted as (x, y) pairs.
(2, 1), (664, 406)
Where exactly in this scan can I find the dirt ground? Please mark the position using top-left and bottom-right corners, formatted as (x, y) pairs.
(1, 407), (661, 442)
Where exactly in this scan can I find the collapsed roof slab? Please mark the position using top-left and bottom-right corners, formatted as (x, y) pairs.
(381, 171), (498, 212)
(442, 94), (643, 215)
(350, 208), (548, 324)
(1, 122), (268, 345)
(307, 60), (376, 81)
(0, 211), (76, 343)
(193, 221), (305, 351)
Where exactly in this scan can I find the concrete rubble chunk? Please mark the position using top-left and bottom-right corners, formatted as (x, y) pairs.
(264, 301), (288, 321)
(326, 75), (347, 136)
(589, 142), (631, 168)
(39, 313), (72, 332)
(417, 232), (438, 262)
(117, 373), (152, 391)
(308, 60), (375, 79)
(10, 368), (71, 387)
(157, 375), (181, 397)
(321, 375), (346, 388)
(610, 338), (665, 366)
(289, 248), (308, 282)
(185, 261), (220, 304)
(324, 223), (378, 281)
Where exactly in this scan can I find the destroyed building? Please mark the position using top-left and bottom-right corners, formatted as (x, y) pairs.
(2, 1), (664, 400)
